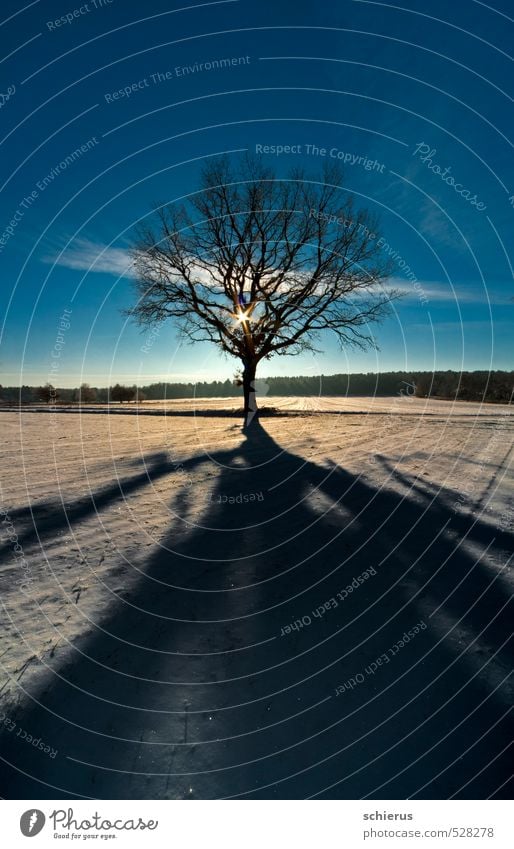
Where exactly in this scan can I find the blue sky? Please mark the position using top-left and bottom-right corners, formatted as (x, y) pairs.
(0, 0), (512, 387)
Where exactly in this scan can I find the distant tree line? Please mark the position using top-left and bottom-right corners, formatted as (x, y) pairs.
(0, 371), (512, 405)
(0, 382), (146, 404)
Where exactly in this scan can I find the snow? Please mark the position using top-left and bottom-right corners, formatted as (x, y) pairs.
(0, 397), (512, 798)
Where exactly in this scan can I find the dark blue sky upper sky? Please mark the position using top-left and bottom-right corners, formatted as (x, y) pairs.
(1, 0), (513, 387)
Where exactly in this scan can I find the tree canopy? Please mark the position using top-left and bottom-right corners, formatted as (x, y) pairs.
(128, 156), (397, 423)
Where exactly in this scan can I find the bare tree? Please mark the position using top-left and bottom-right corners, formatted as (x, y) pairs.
(110, 383), (135, 403)
(128, 156), (397, 426)
(36, 383), (58, 404)
(75, 383), (97, 404)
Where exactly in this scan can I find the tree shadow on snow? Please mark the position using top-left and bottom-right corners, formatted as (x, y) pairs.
(0, 420), (512, 800)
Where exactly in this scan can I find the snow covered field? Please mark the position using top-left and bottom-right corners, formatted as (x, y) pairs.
(0, 398), (512, 799)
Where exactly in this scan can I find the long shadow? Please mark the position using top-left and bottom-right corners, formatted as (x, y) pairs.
(0, 421), (512, 799)
(0, 452), (173, 553)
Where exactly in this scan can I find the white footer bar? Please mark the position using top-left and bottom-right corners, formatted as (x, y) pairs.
(2, 800), (511, 848)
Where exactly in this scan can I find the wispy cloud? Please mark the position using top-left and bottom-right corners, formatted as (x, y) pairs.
(411, 320), (510, 330)
(417, 202), (459, 248)
(42, 239), (135, 277)
(41, 238), (511, 307)
(41, 239), (218, 288)
(387, 277), (511, 305)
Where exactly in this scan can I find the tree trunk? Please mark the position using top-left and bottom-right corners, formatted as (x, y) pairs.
(242, 360), (258, 427)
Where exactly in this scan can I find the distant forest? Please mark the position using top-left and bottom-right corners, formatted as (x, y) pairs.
(1, 371), (512, 404)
